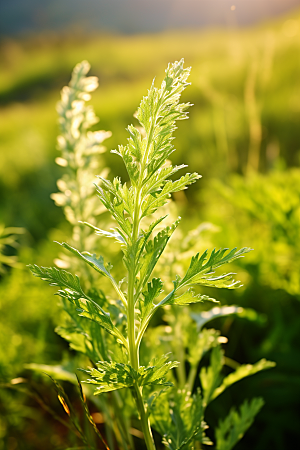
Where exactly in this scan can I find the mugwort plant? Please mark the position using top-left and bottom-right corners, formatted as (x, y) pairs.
(30, 60), (274, 450)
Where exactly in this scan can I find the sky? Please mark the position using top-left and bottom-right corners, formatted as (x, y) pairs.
(0, 0), (300, 36)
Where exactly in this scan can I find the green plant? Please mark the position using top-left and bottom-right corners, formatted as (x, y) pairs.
(0, 224), (24, 274)
(29, 60), (274, 450)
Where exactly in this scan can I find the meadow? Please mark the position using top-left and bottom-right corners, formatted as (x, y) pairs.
(0, 8), (300, 450)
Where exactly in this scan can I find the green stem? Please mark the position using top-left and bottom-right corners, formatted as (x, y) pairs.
(173, 308), (186, 387)
(187, 365), (197, 393)
(126, 99), (165, 450)
(133, 383), (156, 450)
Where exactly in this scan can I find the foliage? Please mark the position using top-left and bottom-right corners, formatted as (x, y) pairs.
(215, 398), (264, 450)
(0, 224), (24, 274)
(29, 60), (274, 450)
(1, 11), (300, 238)
(205, 169), (300, 297)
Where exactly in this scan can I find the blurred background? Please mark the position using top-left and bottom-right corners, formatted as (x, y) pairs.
(1, 0), (300, 449)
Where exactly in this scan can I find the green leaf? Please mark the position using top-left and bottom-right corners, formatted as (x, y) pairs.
(94, 180), (133, 239)
(112, 144), (140, 185)
(58, 243), (113, 278)
(56, 293), (111, 363)
(80, 221), (126, 244)
(82, 355), (177, 395)
(152, 388), (212, 450)
(215, 398), (264, 450)
(138, 354), (179, 387)
(142, 164), (187, 196)
(82, 361), (137, 394)
(200, 345), (224, 407)
(58, 243), (127, 306)
(139, 278), (164, 330)
(212, 359), (276, 401)
(141, 173), (200, 217)
(24, 363), (77, 384)
(178, 247), (252, 290)
(168, 288), (217, 306)
(29, 265), (127, 348)
(137, 219), (180, 294)
(29, 263), (82, 291)
(187, 328), (222, 368)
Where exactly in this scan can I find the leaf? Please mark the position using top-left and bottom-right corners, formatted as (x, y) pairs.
(82, 355), (177, 395)
(24, 363), (77, 384)
(29, 265), (127, 348)
(58, 243), (113, 279)
(29, 264), (82, 292)
(142, 164), (187, 196)
(187, 328), (222, 368)
(112, 144), (140, 185)
(215, 398), (264, 450)
(94, 181), (133, 239)
(212, 359), (276, 401)
(139, 278), (164, 330)
(58, 243), (127, 306)
(200, 345), (224, 407)
(141, 173), (200, 217)
(82, 361), (137, 394)
(137, 219), (180, 294)
(178, 247), (252, 290)
(80, 221), (126, 244)
(168, 288), (217, 306)
(191, 305), (267, 331)
(151, 388), (212, 450)
(138, 354), (179, 387)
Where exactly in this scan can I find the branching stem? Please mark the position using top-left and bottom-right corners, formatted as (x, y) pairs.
(126, 92), (167, 450)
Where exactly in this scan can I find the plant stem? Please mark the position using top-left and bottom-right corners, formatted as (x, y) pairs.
(133, 383), (156, 450)
(187, 365), (197, 393)
(126, 88), (169, 450)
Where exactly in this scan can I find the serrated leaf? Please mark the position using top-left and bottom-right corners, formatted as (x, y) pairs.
(152, 388), (212, 450)
(178, 247), (252, 290)
(58, 243), (127, 306)
(29, 264), (127, 348)
(215, 398), (264, 450)
(138, 354), (179, 386)
(139, 278), (164, 329)
(141, 173), (200, 217)
(212, 359), (275, 401)
(168, 288), (217, 306)
(137, 219), (180, 294)
(200, 345), (224, 407)
(112, 144), (140, 184)
(83, 361), (137, 394)
(82, 355), (177, 395)
(29, 264), (82, 291)
(142, 164), (187, 196)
